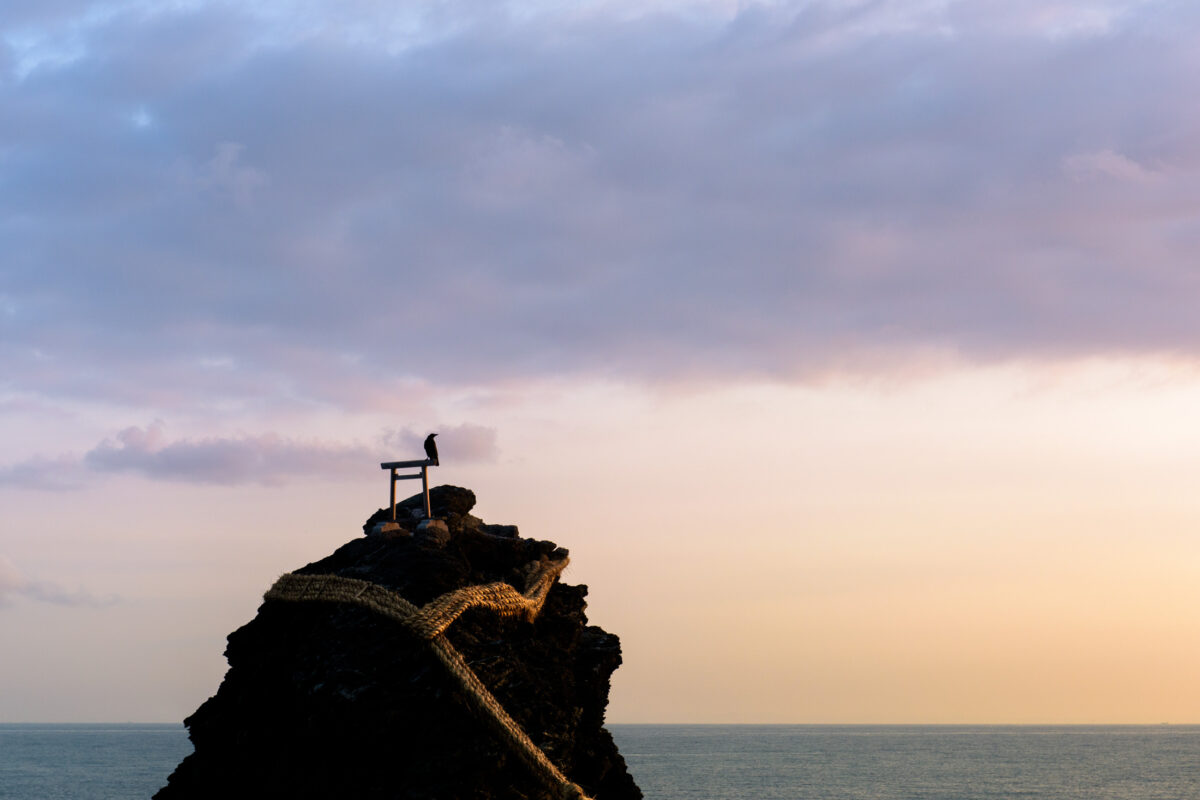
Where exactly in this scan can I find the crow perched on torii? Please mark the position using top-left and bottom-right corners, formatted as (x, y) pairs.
(380, 433), (441, 522)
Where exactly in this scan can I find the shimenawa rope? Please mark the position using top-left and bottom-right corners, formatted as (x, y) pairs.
(264, 553), (592, 800)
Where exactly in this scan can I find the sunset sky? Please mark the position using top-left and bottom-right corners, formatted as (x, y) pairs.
(3, 0), (1200, 724)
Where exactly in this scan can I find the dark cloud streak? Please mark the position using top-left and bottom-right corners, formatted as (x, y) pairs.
(0, 453), (86, 491)
(82, 423), (381, 485)
(0, 556), (117, 608)
(0, 421), (499, 489)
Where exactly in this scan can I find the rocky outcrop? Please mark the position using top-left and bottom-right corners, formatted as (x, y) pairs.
(156, 487), (641, 800)
(362, 485), (522, 541)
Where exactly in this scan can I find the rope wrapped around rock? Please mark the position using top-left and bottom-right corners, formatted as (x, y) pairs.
(263, 553), (593, 800)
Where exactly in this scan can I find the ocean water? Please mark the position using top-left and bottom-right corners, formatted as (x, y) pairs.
(0, 724), (191, 800)
(609, 725), (1200, 800)
(2, 723), (1198, 799)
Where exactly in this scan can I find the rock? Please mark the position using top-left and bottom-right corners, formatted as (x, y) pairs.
(362, 485), (479, 535)
(415, 518), (450, 547)
(156, 492), (641, 800)
(369, 521), (410, 537)
(481, 523), (520, 538)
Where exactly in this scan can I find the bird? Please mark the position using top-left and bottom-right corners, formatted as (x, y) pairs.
(424, 433), (439, 465)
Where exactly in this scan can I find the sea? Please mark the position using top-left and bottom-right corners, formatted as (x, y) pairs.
(1, 723), (1198, 799)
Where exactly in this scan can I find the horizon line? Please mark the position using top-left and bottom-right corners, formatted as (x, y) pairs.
(3, 721), (1196, 727)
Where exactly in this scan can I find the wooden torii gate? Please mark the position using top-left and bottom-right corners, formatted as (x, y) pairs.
(381, 458), (437, 520)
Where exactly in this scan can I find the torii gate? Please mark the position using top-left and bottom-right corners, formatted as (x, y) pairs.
(380, 457), (437, 520)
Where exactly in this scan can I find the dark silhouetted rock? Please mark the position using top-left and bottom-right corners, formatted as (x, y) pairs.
(156, 487), (640, 800)
(414, 518), (451, 547)
(362, 485), (478, 534)
(481, 523), (520, 538)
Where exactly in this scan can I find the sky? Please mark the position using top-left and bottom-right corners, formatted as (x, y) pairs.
(2, 0), (1200, 724)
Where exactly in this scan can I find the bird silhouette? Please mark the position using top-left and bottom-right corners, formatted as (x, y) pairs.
(424, 433), (439, 465)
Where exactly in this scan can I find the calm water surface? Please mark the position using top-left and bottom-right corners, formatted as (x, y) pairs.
(2, 723), (1198, 799)
(0, 724), (191, 800)
(610, 725), (1200, 800)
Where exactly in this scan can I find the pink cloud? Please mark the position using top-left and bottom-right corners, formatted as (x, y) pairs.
(0, 453), (86, 491)
(83, 423), (382, 485)
(0, 422), (500, 490)
(0, 555), (116, 608)
(381, 423), (500, 464)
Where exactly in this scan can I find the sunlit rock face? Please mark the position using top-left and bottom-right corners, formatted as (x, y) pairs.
(155, 487), (641, 800)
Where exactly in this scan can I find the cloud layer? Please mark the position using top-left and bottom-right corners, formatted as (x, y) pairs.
(5, 0), (1200, 414)
(82, 423), (381, 485)
(1, 422), (499, 488)
(0, 555), (116, 607)
(382, 423), (500, 465)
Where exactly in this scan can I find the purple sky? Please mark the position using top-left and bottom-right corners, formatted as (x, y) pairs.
(3, 0), (1200, 724)
(7, 0), (1200, 486)
(7, 1), (1200, 414)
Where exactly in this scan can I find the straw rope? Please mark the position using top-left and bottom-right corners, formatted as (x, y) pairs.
(263, 553), (591, 800)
